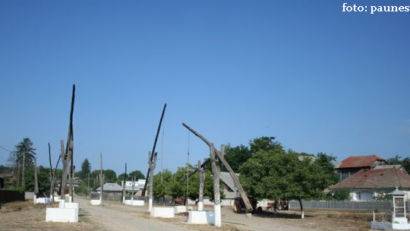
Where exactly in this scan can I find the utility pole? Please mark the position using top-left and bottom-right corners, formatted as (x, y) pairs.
(100, 152), (103, 203)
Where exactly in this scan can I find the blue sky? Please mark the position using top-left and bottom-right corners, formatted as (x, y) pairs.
(0, 0), (409, 176)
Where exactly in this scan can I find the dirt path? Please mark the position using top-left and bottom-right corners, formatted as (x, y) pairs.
(0, 199), (371, 231)
(76, 197), (194, 231)
(78, 197), (369, 231)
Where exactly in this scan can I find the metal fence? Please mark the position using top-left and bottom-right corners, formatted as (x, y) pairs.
(289, 200), (410, 213)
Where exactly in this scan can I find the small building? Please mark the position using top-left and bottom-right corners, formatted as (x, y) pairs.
(220, 172), (239, 199)
(336, 155), (387, 181)
(96, 183), (123, 193)
(330, 165), (410, 201)
(121, 179), (146, 193)
(0, 172), (16, 188)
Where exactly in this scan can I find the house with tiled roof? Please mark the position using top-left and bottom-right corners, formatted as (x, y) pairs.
(330, 165), (410, 201)
(336, 155), (387, 180)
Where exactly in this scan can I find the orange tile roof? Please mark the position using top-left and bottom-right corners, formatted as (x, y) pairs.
(330, 166), (410, 189)
(338, 155), (386, 169)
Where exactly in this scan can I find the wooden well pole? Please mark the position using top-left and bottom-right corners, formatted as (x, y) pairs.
(100, 152), (103, 203)
(198, 160), (204, 211)
(182, 123), (253, 216)
(210, 144), (221, 227)
(122, 163), (127, 202)
(142, 104), (167, 196)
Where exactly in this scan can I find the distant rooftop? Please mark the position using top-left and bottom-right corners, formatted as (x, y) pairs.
(338, 155), (386, 169)
(331, 166), (410, 190)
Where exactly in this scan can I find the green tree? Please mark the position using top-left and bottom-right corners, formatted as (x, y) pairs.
(249, 136), (283, 154)
(129, 170), (145, 180)
(387, 155), (402, 165)
(316, 152), (338, 184)
(153, 169), (174, 197)
(402, 157), (410, 174)
(240, 148), (333, 218)
(103, 169), (117, 183)
(223, 137), (282, 173)
(332, 188), (351, 201)
(117, 173), (129, 185)
(80, 158), (91, 180)
(223, 145), (251, 172)
(13, 138), (36, 189)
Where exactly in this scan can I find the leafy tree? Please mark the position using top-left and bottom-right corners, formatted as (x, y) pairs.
(223, 145), (251, 172)
(223, 137), (282, 172)
(153, 169), (174, 197)
(387, 155), (402, 165)
(386, 155), (410, 174)
(240, 148), (333, 218)
(316, 152), (338, 184)
(103, 169), (117, 183)
(332, 188), (351, 201)
(402, 157), (410, 174)
(129, 170), (145, 180)
(153, 164), (215, 201)
(80, 158), (91, 180)
(117, 173), (129, 185)
(249, 136), (283, 154)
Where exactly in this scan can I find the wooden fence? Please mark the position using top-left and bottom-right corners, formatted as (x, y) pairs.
(0, 190), (25, 204)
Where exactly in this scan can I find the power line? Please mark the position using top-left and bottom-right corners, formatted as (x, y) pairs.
(0, 145), (12, 153)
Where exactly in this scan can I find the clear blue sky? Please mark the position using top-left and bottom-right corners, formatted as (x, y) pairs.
(1, 0), (409, 176)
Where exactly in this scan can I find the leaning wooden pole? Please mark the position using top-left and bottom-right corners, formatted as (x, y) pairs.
(182, 123), (254, 215)
(142, 103), (167, 196)
(66, 84), (75, 201)
(48, 143), (55, 202)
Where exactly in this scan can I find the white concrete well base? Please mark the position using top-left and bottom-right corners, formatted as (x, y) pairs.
(35, 197), (52, 204)
(150, 207), (175, 218)
(124, 200), (145, 206)
(174, 206), (187, 214)
(186, 211), (215, 225)
(46, 208), (79, 223)
(371, 221), (410, 230)
(90, 199), (101, 205)
(65, 202), (80, 210)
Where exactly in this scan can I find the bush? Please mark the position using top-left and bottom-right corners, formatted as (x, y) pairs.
(332, 189), (351, 201)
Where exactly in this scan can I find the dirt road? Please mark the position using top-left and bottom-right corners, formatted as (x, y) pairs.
(78, 198), (370, 231)
(77, 197), (194, 231)
(0, 199), (371, 231)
